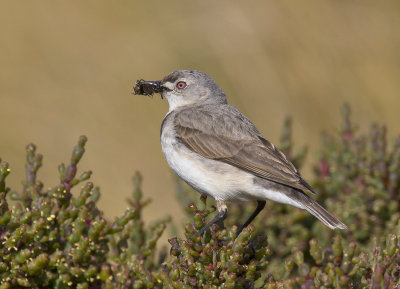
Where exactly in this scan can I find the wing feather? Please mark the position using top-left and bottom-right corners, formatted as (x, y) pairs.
(174, 106), (316, 194)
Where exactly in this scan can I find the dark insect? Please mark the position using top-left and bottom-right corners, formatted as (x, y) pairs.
(133, 79), (164, 98)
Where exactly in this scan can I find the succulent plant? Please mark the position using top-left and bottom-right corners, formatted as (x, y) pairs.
(0, 137), (167, 288)
(0, 105), (399, 288)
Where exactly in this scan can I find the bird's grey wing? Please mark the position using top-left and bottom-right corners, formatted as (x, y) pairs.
(175, 107), (316, 194)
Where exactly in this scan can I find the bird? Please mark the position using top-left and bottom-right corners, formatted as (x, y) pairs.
(134, 69), (347, 236)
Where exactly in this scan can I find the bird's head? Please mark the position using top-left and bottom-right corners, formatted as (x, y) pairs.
(134, 70), (227, 112)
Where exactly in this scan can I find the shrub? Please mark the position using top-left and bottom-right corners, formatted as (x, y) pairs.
(0, 105), (399, 288)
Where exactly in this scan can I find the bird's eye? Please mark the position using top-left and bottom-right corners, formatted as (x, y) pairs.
(176, 81), (187, 89)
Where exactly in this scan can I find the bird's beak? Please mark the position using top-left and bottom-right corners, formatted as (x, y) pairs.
(133, 79), (168, 98)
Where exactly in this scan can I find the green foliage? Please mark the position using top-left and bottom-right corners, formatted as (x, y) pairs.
(314, 104), (400, 244)
(159, 201), (271, 288)
(0, 137), (167, 288)
(1, 105), (400, 288)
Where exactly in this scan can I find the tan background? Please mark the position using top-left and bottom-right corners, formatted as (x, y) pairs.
(1, 1), (399, 240)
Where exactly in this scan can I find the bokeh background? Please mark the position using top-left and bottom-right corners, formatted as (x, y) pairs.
(1, 1), (399, 241)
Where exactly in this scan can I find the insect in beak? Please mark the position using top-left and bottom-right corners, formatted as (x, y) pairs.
(133, 80), (165, 98)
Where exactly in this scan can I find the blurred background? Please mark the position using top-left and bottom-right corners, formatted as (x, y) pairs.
(1, 1), (399, 240)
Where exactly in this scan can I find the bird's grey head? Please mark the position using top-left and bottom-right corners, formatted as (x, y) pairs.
(134, 70), (227, 112)
(162, 70), (227, 111)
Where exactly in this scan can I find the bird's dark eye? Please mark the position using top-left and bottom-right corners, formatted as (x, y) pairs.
(176, 81), (187, 89)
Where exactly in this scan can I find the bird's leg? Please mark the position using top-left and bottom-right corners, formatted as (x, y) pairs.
(197, 200), (227, 236)
(236, 200), (266, 236)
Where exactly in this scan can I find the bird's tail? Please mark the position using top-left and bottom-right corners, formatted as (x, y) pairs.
(288, 190), (348, 230)
(303, 198), (347, 229)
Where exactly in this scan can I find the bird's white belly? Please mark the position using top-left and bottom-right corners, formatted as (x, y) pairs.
(161, 137), (255, 201)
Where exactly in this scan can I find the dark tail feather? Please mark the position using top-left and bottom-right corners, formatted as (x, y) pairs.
(289, 190), (348, 230)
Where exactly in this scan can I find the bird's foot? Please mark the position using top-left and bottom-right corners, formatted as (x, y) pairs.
(197, 203), (227, 236)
